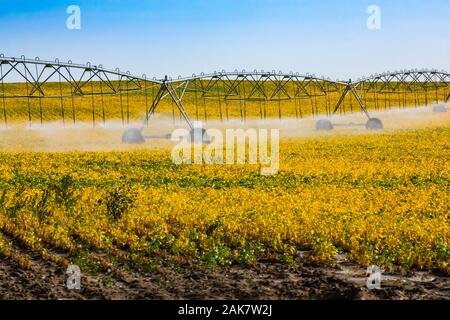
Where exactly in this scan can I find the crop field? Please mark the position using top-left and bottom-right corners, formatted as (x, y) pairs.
(0, 89), (449, 299)
(0, 81), (448, 126)
(0, 128), (449, 270)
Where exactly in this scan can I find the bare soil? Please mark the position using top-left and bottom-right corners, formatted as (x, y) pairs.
(0, 253), (448, 300)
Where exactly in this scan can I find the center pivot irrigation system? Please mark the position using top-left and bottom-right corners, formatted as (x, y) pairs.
(0, 55), (449, 143)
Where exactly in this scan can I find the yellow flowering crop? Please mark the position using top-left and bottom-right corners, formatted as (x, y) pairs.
(0, 126), (448, 273)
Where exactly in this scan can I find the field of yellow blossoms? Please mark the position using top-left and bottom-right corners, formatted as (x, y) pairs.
(0, 121), (448, 274)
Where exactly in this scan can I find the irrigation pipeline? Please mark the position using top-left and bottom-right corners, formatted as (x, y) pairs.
(0, 55), (449, 129)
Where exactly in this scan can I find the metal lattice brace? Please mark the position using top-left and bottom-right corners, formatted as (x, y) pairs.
(1, 55), (449, 136)
(0, 56), (161, 98)
(141, 78), (194, 130)
(332, 80), (371, 119)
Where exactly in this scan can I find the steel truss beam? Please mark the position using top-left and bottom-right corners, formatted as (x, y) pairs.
(356, 70), (450, 94)
(178, 72), (344, 101)
(0, 56), (160, 98)
(1, 55), (449, 129)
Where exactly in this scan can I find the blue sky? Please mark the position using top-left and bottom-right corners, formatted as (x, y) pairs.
(1, 0), (449, 79)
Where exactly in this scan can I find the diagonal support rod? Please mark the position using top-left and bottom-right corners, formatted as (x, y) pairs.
(141, 83), (167, 129)
(332, 80), (371, 119)
(165, 82), (194, 130)
(141, 79), (194, 130)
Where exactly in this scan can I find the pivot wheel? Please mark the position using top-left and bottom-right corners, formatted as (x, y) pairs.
(366, 118), (383, 130)
(315, 119), (334, 131)
(189, 128), (211, 144)
(433, 104), (447, 113)
(122, 128), (145, 144)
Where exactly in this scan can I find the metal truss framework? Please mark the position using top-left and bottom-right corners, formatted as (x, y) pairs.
(1, 55), (449, 130)
(0, 55), (161, 98)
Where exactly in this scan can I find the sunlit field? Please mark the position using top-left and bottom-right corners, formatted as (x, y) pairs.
(0, 80), (448, 126)
(0, 98), (448, 277)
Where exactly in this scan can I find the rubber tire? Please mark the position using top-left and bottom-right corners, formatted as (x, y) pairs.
(189, 128), (211, 144)
(433, 105), (447, 113)
(315, 119), (334, 131)
(122, 128), (145, 144)
(366, 118), (384, 130)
